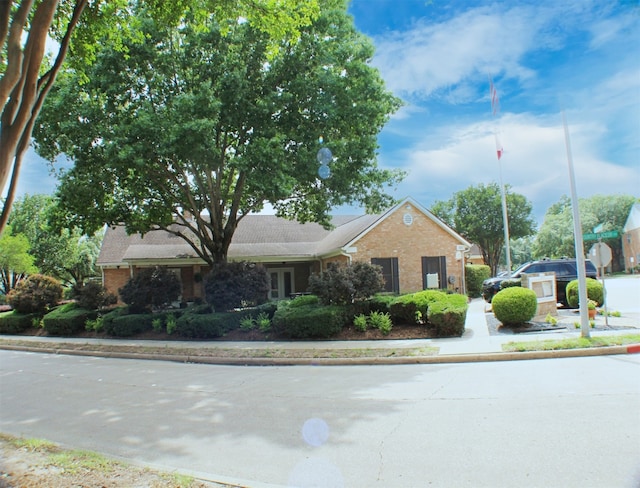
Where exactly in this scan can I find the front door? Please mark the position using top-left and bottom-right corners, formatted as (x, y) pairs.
(269, 268), (293, 299)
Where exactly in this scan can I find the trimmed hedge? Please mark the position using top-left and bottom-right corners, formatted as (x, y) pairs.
(103, 307), (155, 337)
(465, 264), (490, 298)
(427, 293), (468, 337)
(389, 290), (448, 324)
(42, 303), (97, 336)
(174, 312), (241, 338)
(492, 287), (537, 326)
(0, 310), (41, 334)
(565, 278), (604, 308)
(272, 304), (346, 339)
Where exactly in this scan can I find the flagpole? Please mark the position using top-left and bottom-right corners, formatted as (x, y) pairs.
(490, 78), (512, 274)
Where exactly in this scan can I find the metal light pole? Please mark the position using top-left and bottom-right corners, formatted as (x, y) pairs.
(562, 111), (590, 337)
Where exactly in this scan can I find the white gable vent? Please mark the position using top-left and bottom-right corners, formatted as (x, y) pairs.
(403, 213), (413, 226)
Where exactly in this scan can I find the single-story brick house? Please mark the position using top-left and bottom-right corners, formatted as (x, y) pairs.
(622, 202), (640, 273)
(97, 197), (472, 301)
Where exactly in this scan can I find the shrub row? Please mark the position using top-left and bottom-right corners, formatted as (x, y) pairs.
(42, 303), (98, 336)
(427, 293), (468, 337)
(272, 301), (347, 339)
(0, 310), (41, 334)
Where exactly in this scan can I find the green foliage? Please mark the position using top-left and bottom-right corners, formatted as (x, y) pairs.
(256, 312), (271, 333)
(0, 225), (38, 294)
(368, 311), (392, 335)
(240, 315), (256, 331)
(85, 316), (104, 332)
(288, 294), (320, 307)
(174, 312), (240, 339)
(308, 262), (385, 305)
(0, 310), (41, 334)
(432, 183), (536, 276)
(72, 281), (116, 310)
(565, 278), (604, 308)
(42, 303), (97, 336)
(544, 313), (558, 325)
(36, 3), (401, 264)
(427, 294), (468, 337)
(7, 274), (63, 314)
(353, 313), (368, 332)
(389, 290), (448, 324)
(500, 278), (522, 290)
(492, 287), (538, 326)
(119, 267), (181, 313)
(272, 303), (346, 339)
(465, 264), (490, 298)
(204, 262), (270, 311)
(166, 313), (177, 335)
(103, 312), (155, 337)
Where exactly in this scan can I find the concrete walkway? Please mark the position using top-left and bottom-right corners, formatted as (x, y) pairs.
(1, 298), (639, 364)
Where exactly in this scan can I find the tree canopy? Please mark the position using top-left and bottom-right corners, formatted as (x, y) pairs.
(0, 225), (38, 295)
(533, 194), (637, 271)
(431, 183), (536, 275)
(0, 0), (319, 235)
(34, 0), (403, 265)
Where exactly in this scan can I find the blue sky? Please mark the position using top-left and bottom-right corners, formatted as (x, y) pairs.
(15, 0), (640, 225)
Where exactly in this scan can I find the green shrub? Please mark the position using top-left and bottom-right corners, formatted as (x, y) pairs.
(389, 290), (448, 324)
(308, 262), (385, 305)
(0, 310), (41, 334)
(72, 281), (117, 310)
(288, 294), (320, 307)
(353, 313), (368, 332)
(427, 294), (468, 337)
(565, 278), (604, 308)
(7, 274), (63, 314)
(43, 303), (97, 336)
(492, 287), (538, 326)
(500, 278), (521, 290)
(103, 312), (154, 337)
(240, 315), (256, 331)
(85, 316), (104, 332)
(369, 311), (392, 335)
(272, 304), (346, 339)
(203, 261), (270, 312)
(465, 264), (490, 298)
(166, 313), (177, 334)
(174, 311), (240, 338)
(256, 312), (271, 332)
(119, 267), (181, 313)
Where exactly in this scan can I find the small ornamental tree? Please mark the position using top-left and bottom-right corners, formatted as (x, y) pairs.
(119, 267), (181, 314)
(308, 262), (385, 305)
(7, 274), (63, 314)
(72, 281), (117, 310)
(203, 261), (270, 312)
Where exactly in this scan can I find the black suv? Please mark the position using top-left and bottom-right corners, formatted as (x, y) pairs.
(482, 258), (598, 306)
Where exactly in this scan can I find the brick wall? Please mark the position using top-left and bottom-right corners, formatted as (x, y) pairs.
(349, 206), (463, 294)
(102, 268), (131, 301)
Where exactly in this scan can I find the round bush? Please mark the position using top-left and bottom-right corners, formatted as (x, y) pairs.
(204, 261), (270, 311)
(119, 266), (182, 313)
(491, 287), (538, 326)
(565, 278), (603, 308)
(7, 274), (63, 314)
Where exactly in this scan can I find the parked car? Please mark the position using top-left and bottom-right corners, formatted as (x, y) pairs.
(482, 258), (598, 306)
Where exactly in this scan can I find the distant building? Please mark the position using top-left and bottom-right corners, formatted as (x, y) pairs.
(622, 202), (640, 273)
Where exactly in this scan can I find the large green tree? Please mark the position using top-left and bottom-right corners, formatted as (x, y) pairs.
(533, 194), (637, 271)
(9, 194), (103, 286)
(431, 183), (536, 276)
(34, 1), (403, 265)
(0, 0), (319, 235)
(0, 225), (38, 294)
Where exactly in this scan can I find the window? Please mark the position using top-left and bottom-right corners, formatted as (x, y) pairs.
(421, 256), (447, 290)
(371, 258), (399, 293)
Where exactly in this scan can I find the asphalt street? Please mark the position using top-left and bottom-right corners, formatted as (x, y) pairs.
(1, 351), (639, 487)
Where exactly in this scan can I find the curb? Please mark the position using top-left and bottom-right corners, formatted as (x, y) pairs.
(1, 343), (638, 366)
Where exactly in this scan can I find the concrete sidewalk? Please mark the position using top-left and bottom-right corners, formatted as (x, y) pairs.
(1, 298), (639, 364)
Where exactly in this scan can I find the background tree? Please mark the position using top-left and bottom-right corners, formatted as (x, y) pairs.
(34, 1), (403, 265)
(0, 225), (38, 295)
(533, 194), (637, 271)
(0, 0), (319, 235)
(431, 183), (536, 276)
(8, 194), (102, 286)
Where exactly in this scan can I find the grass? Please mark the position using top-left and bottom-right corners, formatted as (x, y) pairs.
(502, 333), (640, 352)
(48, 449), (117, 475)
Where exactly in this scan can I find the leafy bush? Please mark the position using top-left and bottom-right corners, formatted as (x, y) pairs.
(492, 287), (537, 326)
(566, 278), (604, 308)
(119, 267), (181, 313)
(272, 303), (346, 339)
(500, 278), (521, 290)
(308, 262), (384, 305)
(353, 313), (368, 332)
(103, 313), (155, 337)
(465, 264), (490, 298)
(203, 261), (270, 311)
(369, 311), (392, 335)
(174, 311), (240, 338)
(7, 274), (63, 314)
(0, 310), (41, 334)
(288, 294), (319, 307)
(389, 290), (448, 324)
(72, 281), (117, 310)
(43, 303), (97, 336)
(427, 294), (468, 337)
